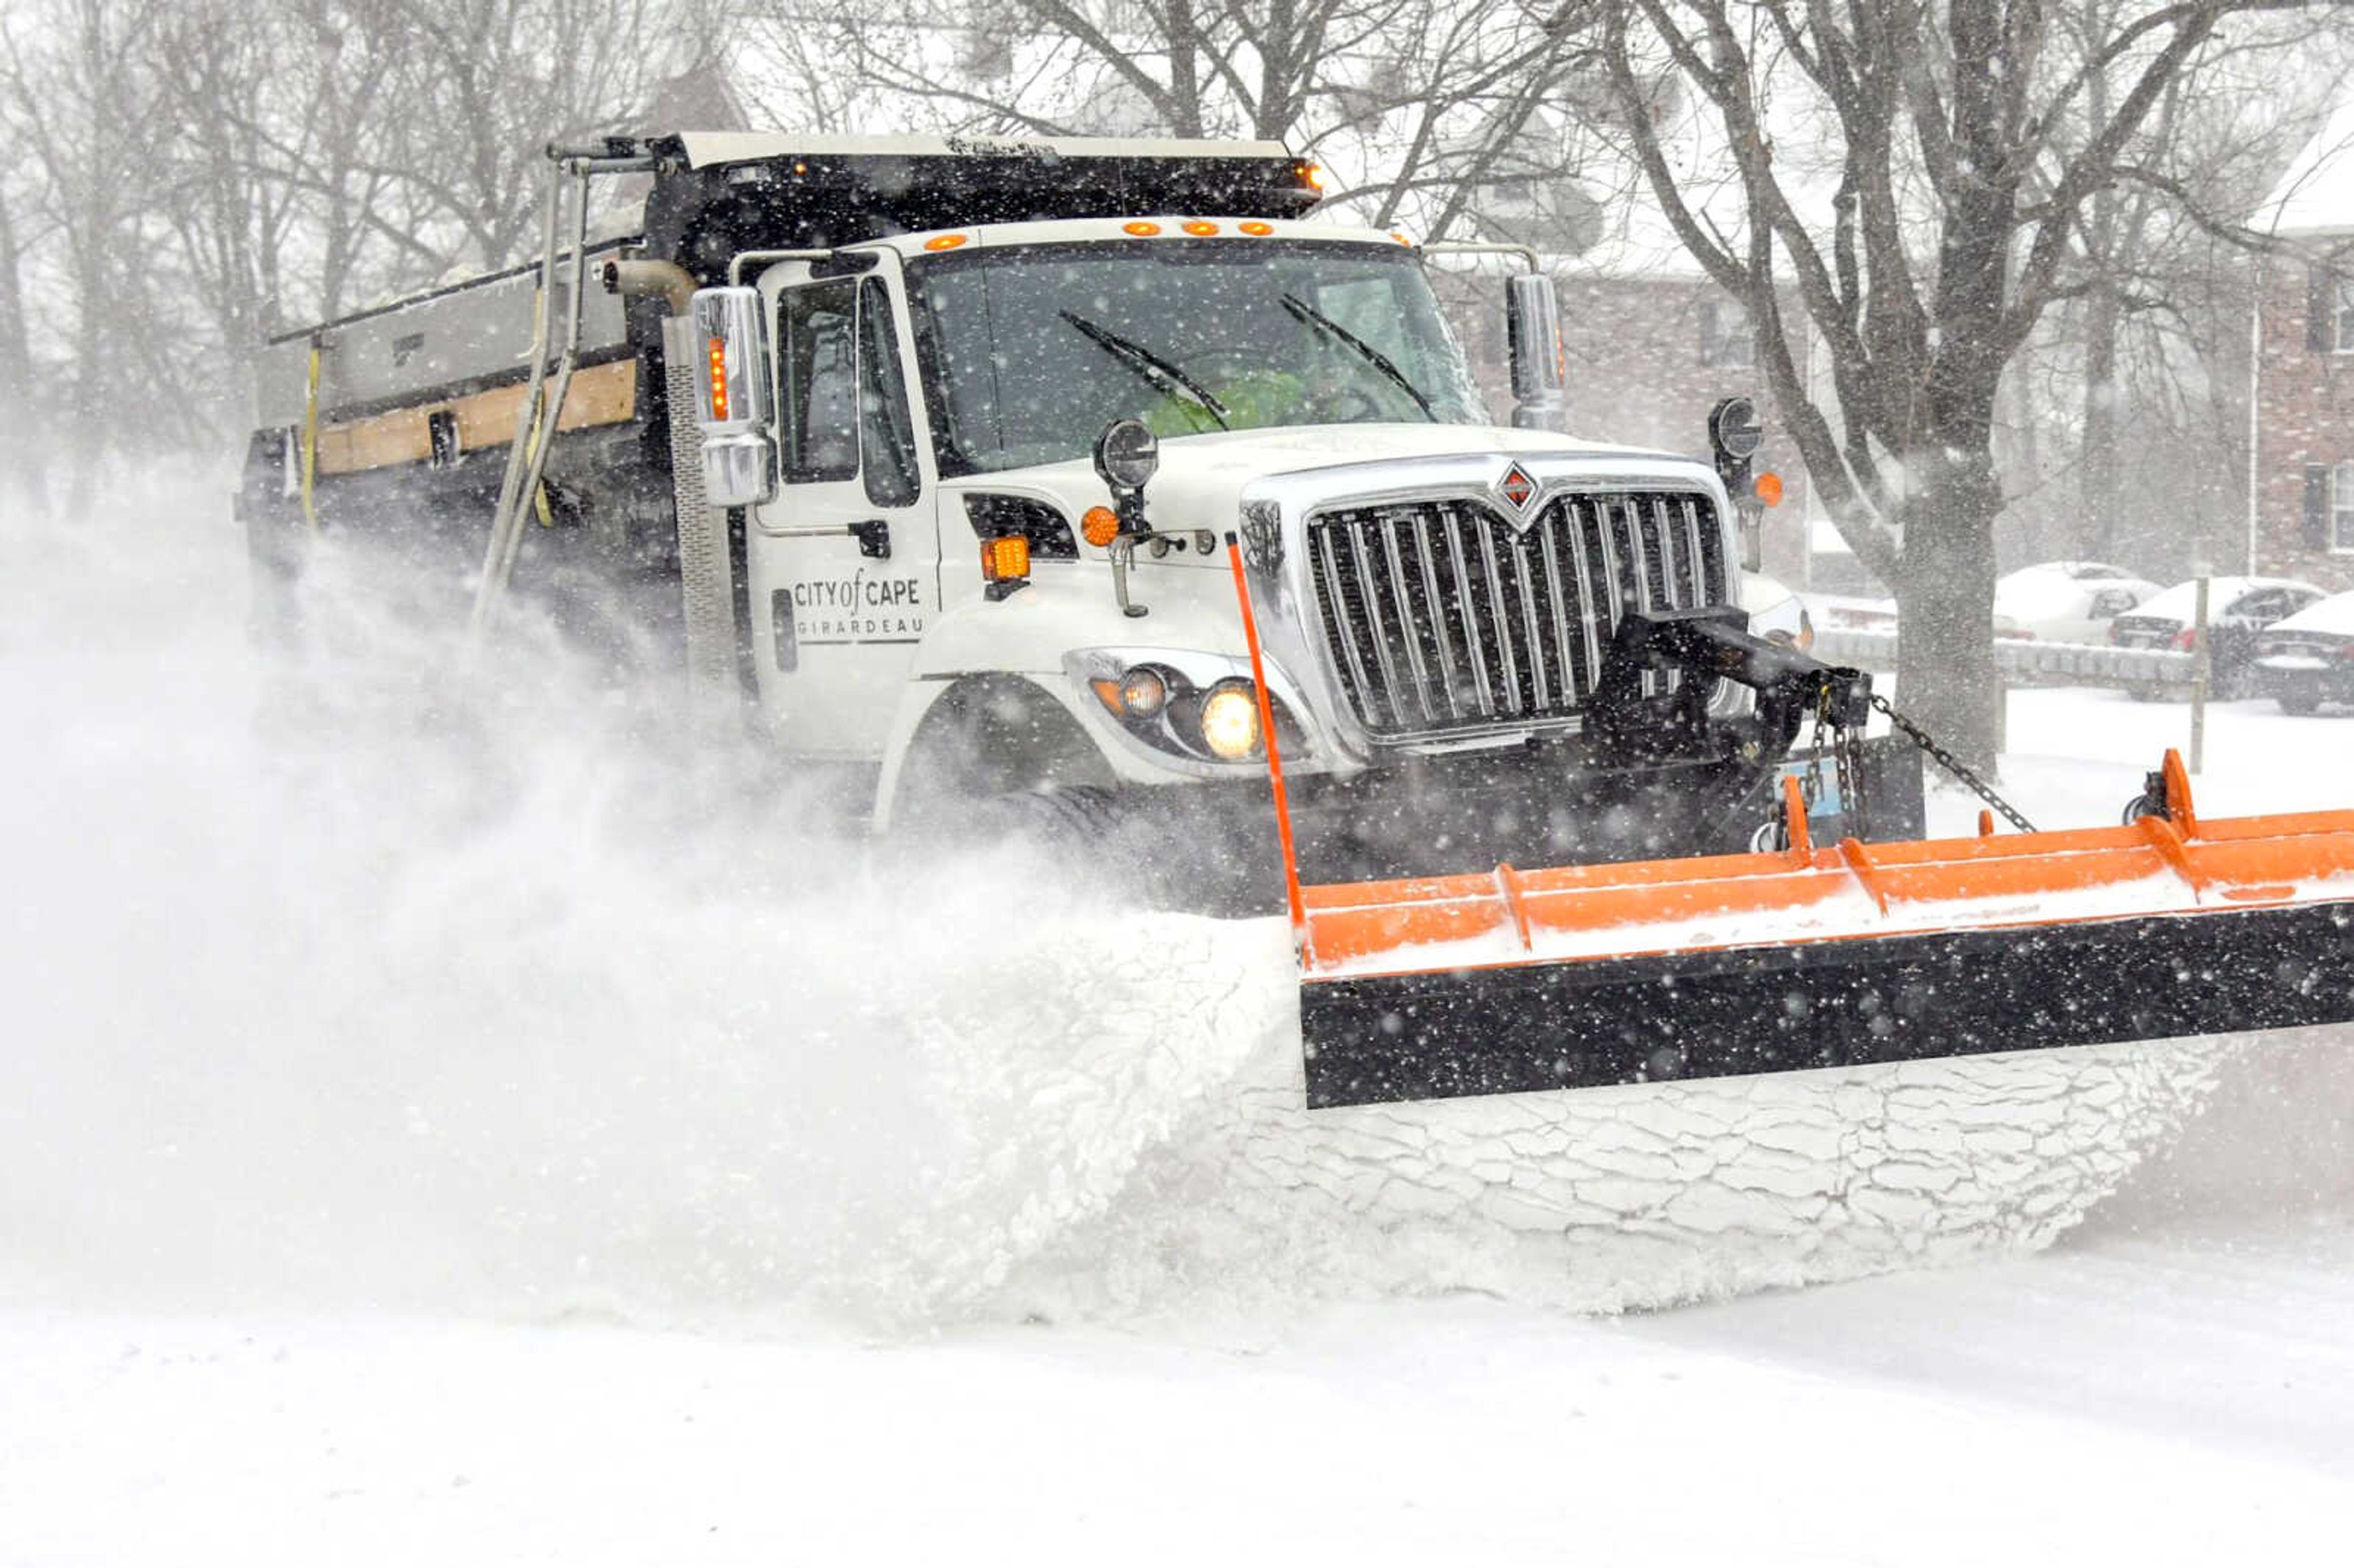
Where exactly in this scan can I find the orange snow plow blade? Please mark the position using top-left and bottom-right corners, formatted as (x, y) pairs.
(1215, 533), (2354, 1109)
(1295, 759), (2354, 1106)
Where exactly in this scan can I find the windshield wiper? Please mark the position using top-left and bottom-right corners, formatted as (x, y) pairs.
(1281, 293), (1435, 421)
(1057, 310), (1230, 430)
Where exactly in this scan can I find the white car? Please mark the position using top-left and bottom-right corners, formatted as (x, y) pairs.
(1998, 559), (2146, 588)
(1792, 559), (2157, 645)
(1993, 568), (2160, 644)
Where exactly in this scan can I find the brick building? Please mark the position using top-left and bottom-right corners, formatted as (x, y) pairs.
(2251, 104), (2354, 594)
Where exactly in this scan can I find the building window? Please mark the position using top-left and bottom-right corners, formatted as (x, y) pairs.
(2302, 267), (2354, 353)
(2307, 462), (2354, 552)
(1700, 297), (1754, 368)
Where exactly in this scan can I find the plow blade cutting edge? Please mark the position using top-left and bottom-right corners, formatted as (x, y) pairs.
(1220, 539), (2354, 1110)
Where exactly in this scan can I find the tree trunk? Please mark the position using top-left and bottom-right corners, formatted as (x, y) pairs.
(0, 189), (44, 510)
(2082, 280), (2122, 559)
(1893, 456), (2005, 774)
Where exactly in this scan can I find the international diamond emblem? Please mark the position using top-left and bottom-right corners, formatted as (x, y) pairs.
(1497, 463), (1537, 515)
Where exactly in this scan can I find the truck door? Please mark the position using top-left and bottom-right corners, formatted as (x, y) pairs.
(746, 261), (937, 759)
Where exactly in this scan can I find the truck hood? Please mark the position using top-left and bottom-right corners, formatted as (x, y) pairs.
(940, 422), (1704, 544)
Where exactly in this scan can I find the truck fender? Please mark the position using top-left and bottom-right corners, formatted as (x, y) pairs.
(872, 672), (1120, 832)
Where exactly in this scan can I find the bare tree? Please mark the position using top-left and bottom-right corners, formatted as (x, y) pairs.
(746, 0), (1610, 245)
(0, 0), (181, 516)
(2041, 13), (2354, 569)
(1599, 0), (2333, 767)
(0, 171), (43, 506)
(355, 0), (723, 275)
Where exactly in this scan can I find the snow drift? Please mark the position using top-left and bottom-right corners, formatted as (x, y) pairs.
(0, 476), (2239, 1326)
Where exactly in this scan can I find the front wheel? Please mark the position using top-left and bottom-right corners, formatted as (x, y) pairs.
(2278, 683), (2322, 717)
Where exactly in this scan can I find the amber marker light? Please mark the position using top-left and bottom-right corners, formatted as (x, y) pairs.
(1124, 221), (1162, 237)
(1081, 506), (1121, 548)
(1239, 221), (1274, 236)
(1754, 471), (1786, 507)
(1296, 162), (1324, 192)
(706, 337), (729, 422)
(924, 233), (969, 251)
(1391, 232), (1412, 246)
(1183, 221), (1219, 236)
(980, 535), (1031, 582)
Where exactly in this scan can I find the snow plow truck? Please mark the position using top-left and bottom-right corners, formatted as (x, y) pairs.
(238, 133), (2354, 1109)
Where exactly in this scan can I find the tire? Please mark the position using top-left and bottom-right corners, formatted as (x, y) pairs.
(975, 785), (1278, 916)
(969, 782), (1125, 847)
(2127, 683), (2158, 703)
(2278, 683), (2322, 717)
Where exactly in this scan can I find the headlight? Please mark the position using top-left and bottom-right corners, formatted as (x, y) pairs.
(1199, 682), (1262, 760)
(1065, 650), (1298, 768)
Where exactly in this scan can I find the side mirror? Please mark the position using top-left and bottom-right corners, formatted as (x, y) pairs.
(1504, 273), (1568, 432)
(689, 286), (776, 506)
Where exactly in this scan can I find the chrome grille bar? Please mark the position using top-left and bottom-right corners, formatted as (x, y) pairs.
(1314, 528), (1379, 723)
(1474, 517), (1523, 715)
(1442, 505), (1496, 716)
(1539, 517), (1579, 702)
(1517, 534), (1550, 710)
(1347, 516), (1408, 729)
(1379, 511), (1436, 725)
(1410, 508), (1464, 717)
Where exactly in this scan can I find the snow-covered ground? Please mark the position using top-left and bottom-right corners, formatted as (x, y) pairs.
(6, 494), (2352, 1563)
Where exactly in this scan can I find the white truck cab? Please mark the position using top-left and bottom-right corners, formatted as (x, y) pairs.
(243, 133), (1822, 889)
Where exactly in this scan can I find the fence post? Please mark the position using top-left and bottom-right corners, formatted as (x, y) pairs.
(2189, 574), (2211, 775)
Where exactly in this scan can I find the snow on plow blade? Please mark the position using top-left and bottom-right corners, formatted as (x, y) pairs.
(1296, 759), (2354, 1108)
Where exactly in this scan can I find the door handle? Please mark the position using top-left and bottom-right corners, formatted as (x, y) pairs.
(755, 519), (892, 561)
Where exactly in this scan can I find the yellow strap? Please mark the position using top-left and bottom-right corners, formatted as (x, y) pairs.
(301, 341), (321, 534)
(527, 284), (555, 527)
(527, 422), (555, 527)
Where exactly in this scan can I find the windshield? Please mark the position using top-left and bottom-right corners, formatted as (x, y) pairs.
(905, 238), (1485, 476)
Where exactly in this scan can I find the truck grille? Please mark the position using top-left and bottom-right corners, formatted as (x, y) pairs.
(1305, 490), (1724, 739)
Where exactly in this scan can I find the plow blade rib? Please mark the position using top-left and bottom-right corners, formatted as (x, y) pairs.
(1293, 761), (2354, 1108)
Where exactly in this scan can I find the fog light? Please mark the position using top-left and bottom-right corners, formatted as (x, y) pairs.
(1120, 666), (1168, 717)
(1200, 682), (1261, 759)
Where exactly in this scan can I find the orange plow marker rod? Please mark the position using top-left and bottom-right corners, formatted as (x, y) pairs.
(1224, 534), (1308, 948)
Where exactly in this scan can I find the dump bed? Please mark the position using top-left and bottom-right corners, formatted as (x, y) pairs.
(253, 130), (1319, 438)
(252, 242), (637, 433)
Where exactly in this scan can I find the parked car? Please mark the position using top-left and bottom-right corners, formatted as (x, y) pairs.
(1998, 559), (2146, 588)
(2253, 591), (2354, 714)
(1993, 568), (2160, 644)
(1745, 571), (1815, 650)
(2108, 576), (2328, 699)
(1798, 561), (2155, 645)
(1805, 593), (1899, 633)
